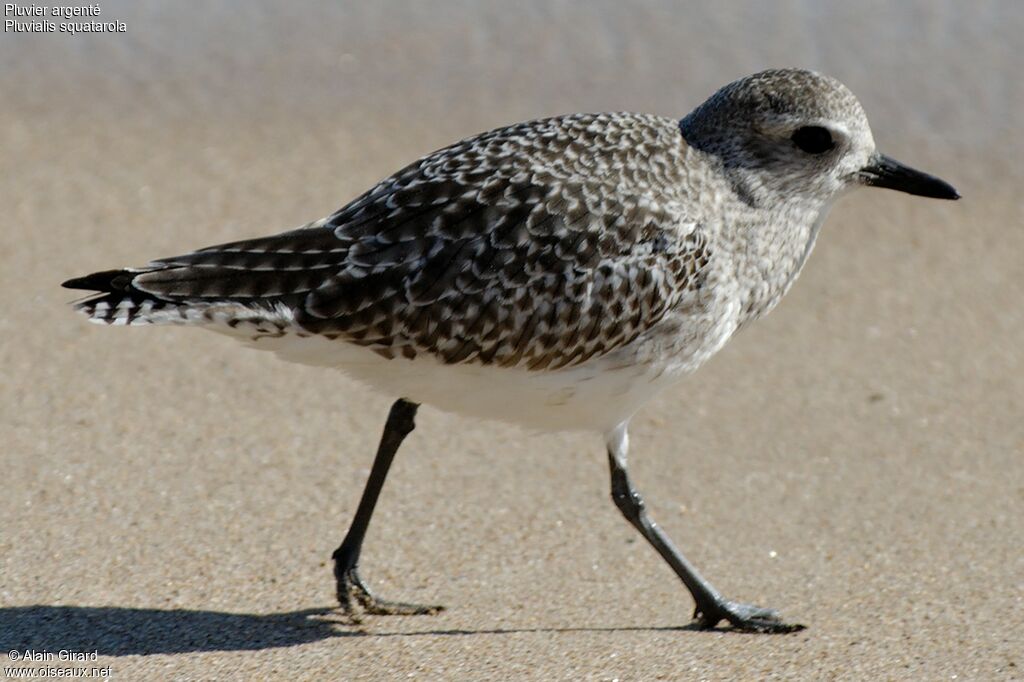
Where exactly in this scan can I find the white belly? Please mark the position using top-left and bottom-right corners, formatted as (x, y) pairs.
(220, 298), (741, 433)
(252, 334), (674, 432)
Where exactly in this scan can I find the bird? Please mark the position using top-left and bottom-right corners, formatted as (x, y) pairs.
(63, 68), (959, 633)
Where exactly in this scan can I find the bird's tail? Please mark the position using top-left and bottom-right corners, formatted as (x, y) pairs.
(62, 261), (301, 335)
(62, 268), (195, 326)
(62, 225), (339, 328)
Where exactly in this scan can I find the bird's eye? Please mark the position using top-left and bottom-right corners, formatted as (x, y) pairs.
(791, 126), (835, 154)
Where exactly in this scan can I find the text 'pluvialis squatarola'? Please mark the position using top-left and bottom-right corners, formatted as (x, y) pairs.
(64, 69), (959, 633)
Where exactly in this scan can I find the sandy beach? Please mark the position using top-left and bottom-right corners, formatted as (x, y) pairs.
(2, 1), (1021, 679)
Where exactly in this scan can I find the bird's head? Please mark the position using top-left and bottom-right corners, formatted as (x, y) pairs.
(679, 69), (959, 207)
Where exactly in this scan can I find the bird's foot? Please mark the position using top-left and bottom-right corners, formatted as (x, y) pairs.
(693, 598), (804, 634)
(335, 565), (444, 621)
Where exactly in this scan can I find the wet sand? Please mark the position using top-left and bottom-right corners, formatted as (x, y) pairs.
(2, 1), (1022, 679)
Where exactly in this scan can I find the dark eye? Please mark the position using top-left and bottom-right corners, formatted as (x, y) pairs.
(791, 126), (834, 154)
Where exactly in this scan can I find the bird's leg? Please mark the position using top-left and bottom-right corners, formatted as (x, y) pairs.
(333, 398), (443, 619)
(605, 423), (803, 633)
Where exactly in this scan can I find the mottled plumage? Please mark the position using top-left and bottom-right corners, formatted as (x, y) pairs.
(63, 69), (958, 632)
(68, 112), (713, 374)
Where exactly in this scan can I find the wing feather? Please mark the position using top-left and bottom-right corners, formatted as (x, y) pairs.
(65, 112), (710, 367)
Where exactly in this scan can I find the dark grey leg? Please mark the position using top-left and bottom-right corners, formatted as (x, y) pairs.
(333, 398), (443, 618)
(605, 424), (803, 633)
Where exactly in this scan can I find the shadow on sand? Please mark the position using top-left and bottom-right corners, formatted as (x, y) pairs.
(0, 605), (714, 656)
(0, 605), (343, 655)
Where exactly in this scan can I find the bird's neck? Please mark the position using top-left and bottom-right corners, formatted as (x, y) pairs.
(674, 143), (835, 327)
(719, 192), (833, 326)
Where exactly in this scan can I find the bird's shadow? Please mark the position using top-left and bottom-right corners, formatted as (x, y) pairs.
(0, 605), (715, 656)
(0, 605), (344, 656)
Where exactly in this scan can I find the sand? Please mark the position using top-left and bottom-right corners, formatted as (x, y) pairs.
(2, 1), (1022, 679)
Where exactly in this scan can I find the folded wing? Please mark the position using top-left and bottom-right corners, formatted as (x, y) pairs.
(64, 113), (711, 370)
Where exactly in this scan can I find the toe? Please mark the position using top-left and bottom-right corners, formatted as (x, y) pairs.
(695, 600), (804, 634)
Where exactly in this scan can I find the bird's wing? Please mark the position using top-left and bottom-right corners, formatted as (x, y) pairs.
(69, 113), (712, 370)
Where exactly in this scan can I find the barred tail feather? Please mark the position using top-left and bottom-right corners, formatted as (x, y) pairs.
(60, 268), (286, 329)
(63, 269), (179, 325)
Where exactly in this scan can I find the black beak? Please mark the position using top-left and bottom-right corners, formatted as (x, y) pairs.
(859, 153), (960, 200)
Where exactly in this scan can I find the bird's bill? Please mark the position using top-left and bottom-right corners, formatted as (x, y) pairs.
(859, 153), (960, 200)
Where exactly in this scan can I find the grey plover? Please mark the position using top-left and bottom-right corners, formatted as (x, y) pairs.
(63, 69), (958, 633)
